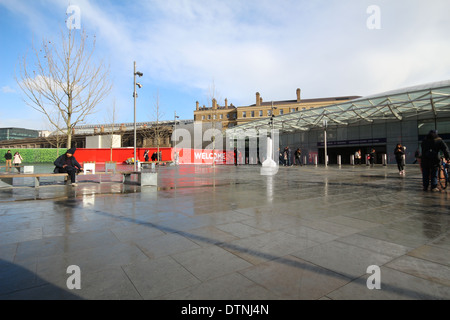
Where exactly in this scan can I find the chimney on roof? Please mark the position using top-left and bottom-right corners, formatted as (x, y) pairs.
(212, 98), (217, 109)
(256, 92), (261, 106)
(196, 101), (199, 110)
(225, 98), (228, 108)
(296, 88), (301, 102)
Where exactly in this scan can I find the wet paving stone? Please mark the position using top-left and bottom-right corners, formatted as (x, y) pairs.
(0, 164), (449, 300)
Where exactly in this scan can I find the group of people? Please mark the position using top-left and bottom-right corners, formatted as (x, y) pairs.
(144, 150), (161, 162)
(278, 147), (303, 166)
(5, 129), (450, 192)
(354, 148), (376, 166)
(390, 130), (450, 191)
(3, 150), (23, 171)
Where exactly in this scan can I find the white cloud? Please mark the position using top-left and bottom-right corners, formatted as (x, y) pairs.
(1, 86), (16, 93)
(2, 0), (450, 125)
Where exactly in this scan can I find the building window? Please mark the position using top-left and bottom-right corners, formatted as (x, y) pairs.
(279, 109), (284, 115)
(242, 111), (247, 118)
(267, 110), (272, 116)
(259, 110), (263, 117)
(202, 115), (205, 120)
(213, 115), (216, 120)
(251, 111), (255, 117)
(220, 114), (223, 119)
(208, 115), (211, 120)
(227, 114), (230, 119)
(291, 108), (297, 112)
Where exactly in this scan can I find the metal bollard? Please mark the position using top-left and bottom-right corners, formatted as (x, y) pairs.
(314, 155), (318, 167)
(382, 154), (387, 166)
(350, 154), (355, 166)
(303, 155), (307, 166)
(337, 155), (341, 167)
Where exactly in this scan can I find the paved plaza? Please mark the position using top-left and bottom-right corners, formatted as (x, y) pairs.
(1, 164), (450, 300)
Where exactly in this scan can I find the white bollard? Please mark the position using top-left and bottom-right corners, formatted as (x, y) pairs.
(382, 154), (387, 166)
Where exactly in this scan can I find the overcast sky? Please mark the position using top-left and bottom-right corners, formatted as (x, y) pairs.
(1, 0), (449, 130)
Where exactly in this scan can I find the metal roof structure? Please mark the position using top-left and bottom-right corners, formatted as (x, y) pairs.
(226, 80), (450, 137)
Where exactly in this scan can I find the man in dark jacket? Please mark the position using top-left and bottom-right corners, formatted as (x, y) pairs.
(4, 150), (12, 172)
(54, 148), (83, 186)
(421, 130), (450, 191)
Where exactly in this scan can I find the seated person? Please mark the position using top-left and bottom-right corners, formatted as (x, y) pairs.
(54, 148), (83, 186)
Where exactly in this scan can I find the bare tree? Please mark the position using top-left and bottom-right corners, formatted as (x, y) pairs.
(141, 90), (169, 160)
(105, 99), (118, 161)
(16, 29), (112, 148)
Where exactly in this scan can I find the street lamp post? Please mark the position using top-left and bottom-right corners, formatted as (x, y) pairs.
(270, 101), (277, 162)
(133, 61), (143, 171)
(323, 119), (328, 167)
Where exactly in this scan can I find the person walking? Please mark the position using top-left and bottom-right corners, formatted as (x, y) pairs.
(278, 148), (284, 166)
(283, 146), (292, 166)
(421, 130), (450, 192)
(144, 150), (149, 162)
(413, 148), (421, 164)
(355, 149), (362, 165)
(294, 148), (303, 166)
(53, 148), (83, 186)
(394, 144), (406, 175)
(4, 150), (13, 172)
(369, 148), (376, 167)
(13, 151), (23, 172)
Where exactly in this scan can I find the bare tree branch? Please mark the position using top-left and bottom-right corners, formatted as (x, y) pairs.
(16, 29), (112, 148)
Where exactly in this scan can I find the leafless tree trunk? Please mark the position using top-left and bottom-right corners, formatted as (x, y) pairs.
(42, 113), (66, 156)
(149, 90), (165, 160)
(16, 29), (112, 148)
(106, 99), (117, 161)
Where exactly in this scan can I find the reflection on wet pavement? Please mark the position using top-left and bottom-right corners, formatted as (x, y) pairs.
(1, 164), (450, 300)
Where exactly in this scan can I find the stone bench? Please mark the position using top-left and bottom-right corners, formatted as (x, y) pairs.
(0, 170), (157, 188)
(0, 173), (69, 188)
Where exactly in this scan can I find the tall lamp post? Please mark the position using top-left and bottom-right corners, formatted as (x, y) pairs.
(270, 101), (277, 162)
(133, 61), (143, 171)
(174, 111), (179, 165)
(323, 119), (328, 167)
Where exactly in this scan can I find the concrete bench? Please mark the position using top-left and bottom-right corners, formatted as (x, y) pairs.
(78, 171), (157, 186)
(116, 171), (157, 186)
(0, 165), (34, 173)
(139, 161), (174, 170)
(0, 170), (157, 188)
(0, 173), (69, 188)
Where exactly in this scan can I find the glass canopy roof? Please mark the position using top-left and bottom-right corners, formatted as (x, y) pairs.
(226, 80), (450, 137)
